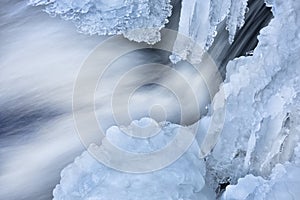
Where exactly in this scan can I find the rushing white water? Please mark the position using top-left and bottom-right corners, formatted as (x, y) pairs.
(0, 1), (103, 199)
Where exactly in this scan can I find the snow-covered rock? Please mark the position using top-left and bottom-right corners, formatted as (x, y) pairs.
(53, 118), (215, 200)
(203, 0), (300, 193)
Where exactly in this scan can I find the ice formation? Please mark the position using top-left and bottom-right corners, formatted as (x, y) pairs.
(170, 0), (248, 63)
(53, 118), (215, 200)
(201, 0), (300, 196)
(28, 0), (172, 44)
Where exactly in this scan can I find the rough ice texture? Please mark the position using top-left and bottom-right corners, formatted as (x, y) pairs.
(170, 0), (248, 63)
(53, 118), (215, 200)
(28, 0), (172, 44)
(222, 163), (300, 200)
(201, 0), (300, 195)
(122, 28), (161, 45)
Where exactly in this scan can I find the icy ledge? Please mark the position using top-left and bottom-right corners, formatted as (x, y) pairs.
(29, 0), (249, 51)
(53, 118), (215, 200)
(28, 0), (172, 44)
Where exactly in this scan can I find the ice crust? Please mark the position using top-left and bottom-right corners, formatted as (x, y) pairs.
(53, 118), (214, 200)
(28, 0), (172, 44)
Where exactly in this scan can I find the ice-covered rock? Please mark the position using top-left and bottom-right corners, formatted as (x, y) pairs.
(202, 0), (300, 192)
(53, 118), (215, 200)
(28, 0), (172, 44)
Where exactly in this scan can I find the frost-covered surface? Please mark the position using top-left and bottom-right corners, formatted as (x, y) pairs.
(170, 0), (248, 63)
(201, 0), (300, 196)
(53, 118), (215, 200)
(28, 0), (172, 44)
